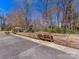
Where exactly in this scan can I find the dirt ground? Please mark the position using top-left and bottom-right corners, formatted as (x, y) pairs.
(16, 32), (79, 49)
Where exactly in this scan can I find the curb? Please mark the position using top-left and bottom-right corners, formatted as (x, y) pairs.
(11, 33), (79, 56)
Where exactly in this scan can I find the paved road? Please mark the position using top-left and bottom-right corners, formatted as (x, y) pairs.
(0, 34), (78, 59)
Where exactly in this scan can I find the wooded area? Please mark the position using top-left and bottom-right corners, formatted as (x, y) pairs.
(0, 0), (79, 33)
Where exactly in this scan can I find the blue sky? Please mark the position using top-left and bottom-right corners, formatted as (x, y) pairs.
(0, 0), (78, 13)
(0, 0), (20, 14)
(0, 0), (79, 26)
(0, 0), (79, 19)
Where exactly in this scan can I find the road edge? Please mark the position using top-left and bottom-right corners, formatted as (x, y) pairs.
(11, 33), (79, 56)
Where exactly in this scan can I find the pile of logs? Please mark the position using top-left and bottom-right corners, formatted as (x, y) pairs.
(37, 33), (54, 42)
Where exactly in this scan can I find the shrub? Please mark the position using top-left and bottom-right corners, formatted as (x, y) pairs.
(62, 28), (76, 33)
(5, 31), (10, 35)
(31, 29), (40, 32)
(43, 27), (62, 33)
(12, 29), (18, 34)
(52, 27), (62, 33)
(66, 28), (75, 33)
(4, 25), (13, 31)
(46, 27), (53, 32)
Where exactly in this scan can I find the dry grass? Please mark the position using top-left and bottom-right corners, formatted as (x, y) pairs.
(16, 32), (79, 49)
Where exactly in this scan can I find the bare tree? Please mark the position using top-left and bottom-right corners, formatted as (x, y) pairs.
(13, 10), (26, 28)
(56, 0), (60, 27)
(62, 0), (74, 30)
(25, 0), (31, 27)
(40, 0), (53, 29)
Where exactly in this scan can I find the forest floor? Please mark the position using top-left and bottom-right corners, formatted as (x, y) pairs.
(16, 32), (79, 49)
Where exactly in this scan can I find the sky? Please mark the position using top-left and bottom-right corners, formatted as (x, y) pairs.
(0, 0), (78, 14)
(0, 0), (20, 14)
(0, 0), (79, 21)
(0, 0), (79, 26)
